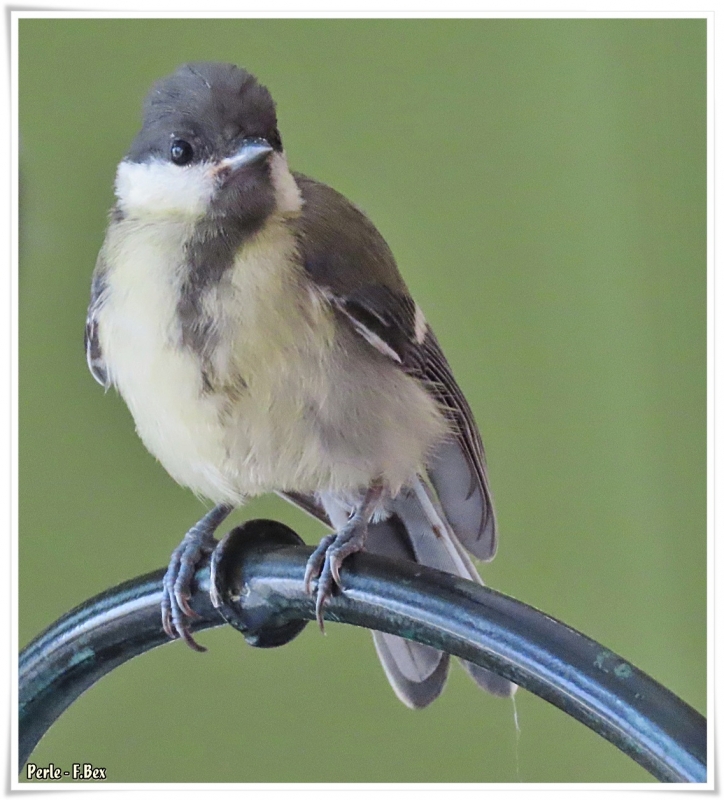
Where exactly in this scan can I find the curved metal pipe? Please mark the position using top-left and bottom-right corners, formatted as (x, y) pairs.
(19, 520), (706, 782)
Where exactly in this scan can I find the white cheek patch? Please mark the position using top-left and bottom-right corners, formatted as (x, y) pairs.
(115, 159), (218, 218)
(269, 152), (303, 214)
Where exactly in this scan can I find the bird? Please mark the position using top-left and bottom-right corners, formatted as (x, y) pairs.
(85, 62), (515, 707)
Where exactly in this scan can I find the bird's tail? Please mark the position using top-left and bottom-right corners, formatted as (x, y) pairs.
(365, 476), (516, 708)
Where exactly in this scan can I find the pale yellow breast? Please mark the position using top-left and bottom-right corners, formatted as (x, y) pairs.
(97, 216), (337, 502)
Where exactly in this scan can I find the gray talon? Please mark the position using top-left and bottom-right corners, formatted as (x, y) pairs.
(161, 504), (233, 649)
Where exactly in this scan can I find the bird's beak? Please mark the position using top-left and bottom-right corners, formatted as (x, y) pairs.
(216, 138), (274, 176)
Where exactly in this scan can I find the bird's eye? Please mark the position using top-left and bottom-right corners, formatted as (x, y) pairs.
(170, 139), (193, 166)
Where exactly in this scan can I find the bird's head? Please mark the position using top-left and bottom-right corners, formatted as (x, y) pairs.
(114, 62), (300, 223)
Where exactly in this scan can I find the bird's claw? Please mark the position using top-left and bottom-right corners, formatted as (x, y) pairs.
(304, 524), (367, 631)
(303, 533), (336, 594)
(161, 504), (233, 651)
(161, 533), (216, 651)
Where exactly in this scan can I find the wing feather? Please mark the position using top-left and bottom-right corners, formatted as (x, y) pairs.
(85, 268), (110, 389)
(320, 287), (497, 560)
(293, 174), (497, 559)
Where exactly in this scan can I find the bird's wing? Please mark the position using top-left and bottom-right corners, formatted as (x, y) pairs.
(292, 173), (497, 559)
(327, 284), (496, 559)
(285, 174), (504, 704)
(85, 266), (110, 389)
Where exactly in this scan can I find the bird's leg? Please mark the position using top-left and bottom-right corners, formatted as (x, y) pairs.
(161, 503), (233, 652)
(304, 483), (384, 630)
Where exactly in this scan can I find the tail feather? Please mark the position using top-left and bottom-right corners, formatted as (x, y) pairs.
(365, 513), (448, 707)
(364, 480), (516, 704)
(372, 632), (450, 709)
(292, 480), (516, 707)
(462, 661), (516, 697)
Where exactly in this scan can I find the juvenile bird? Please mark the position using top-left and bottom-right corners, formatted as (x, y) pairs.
(86, 62), (514, 707)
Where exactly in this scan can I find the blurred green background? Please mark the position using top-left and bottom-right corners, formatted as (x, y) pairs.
(18, 18), (706, 784)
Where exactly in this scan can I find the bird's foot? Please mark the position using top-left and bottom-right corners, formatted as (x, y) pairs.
(303, 522), (369, 631)
(161, 504), (233, 651)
